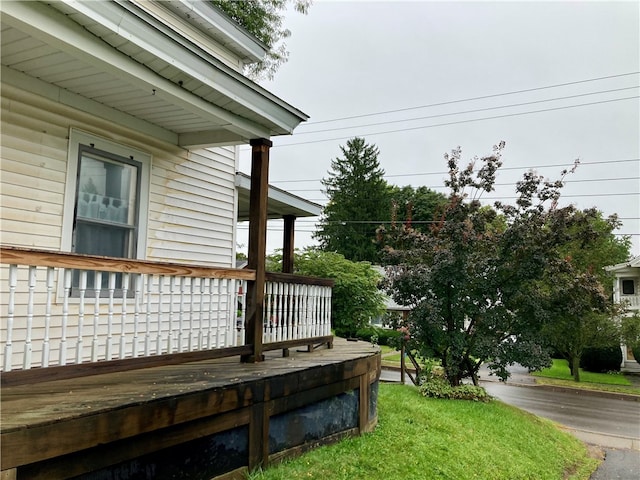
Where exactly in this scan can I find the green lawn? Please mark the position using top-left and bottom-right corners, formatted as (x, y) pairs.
(382, 352), (401, 363)
(378, 345), (396, 355)
(532, 359), (640, 394)
(248, 384), (598, 480)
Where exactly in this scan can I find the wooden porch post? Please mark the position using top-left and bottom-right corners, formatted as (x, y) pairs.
(242, 138), (272, 363)
(282, 215), (296, 274)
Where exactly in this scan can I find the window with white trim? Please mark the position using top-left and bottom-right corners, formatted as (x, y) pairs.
(62, 130), (150, 290)
(622, 279), (635, 295)
(73, 146), (141, 259)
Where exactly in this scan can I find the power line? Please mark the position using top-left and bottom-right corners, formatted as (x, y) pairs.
(272, 96), (639, 148)
(304, 192), (639, 202)
(295, 86), (639, 136)
(235, 225), (640, 237)
(270, 159), (640, 183)
(298, 72), (640, 126)
(291, 217), (640, 223)
(283, 176), (640, 192)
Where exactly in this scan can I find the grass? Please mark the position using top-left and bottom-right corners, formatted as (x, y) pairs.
(532, 359), (640, 395)
(378, 345), (396, 355)
(248, 384), (599, 480)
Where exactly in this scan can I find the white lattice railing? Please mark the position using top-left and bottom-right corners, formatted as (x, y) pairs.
(1, 248), (335, 374)
(1, 247), (252, 372)
(263, 274), (332, 344)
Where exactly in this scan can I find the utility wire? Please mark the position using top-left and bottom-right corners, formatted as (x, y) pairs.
(304, 192), (639, 202)
(295, 86), (639, 136)
(271, 159), (640, 183)
(272, 96), (639, 148)
(297, 72), (640, 126)
(235, 226), (639, 237)
(283, 176), (640, 192)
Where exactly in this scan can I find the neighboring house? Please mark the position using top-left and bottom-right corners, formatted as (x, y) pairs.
(605, 255), (640, 372)
(370, 266), (411, 328)
(0, 4), (383, 478)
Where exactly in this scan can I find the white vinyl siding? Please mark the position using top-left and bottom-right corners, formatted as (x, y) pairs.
(1, 84), (238, 368)
(0, 100), (68, 249)
(1, 84), (237, 268)
(147, 147), (236, 266)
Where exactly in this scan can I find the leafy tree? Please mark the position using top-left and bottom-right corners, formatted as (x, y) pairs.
(211, 0), (310, 80)
(532, 208), (630, 381)
(380, 143), (633, 386)
(387, 185), (448, 234)
(535, 257), (621, 381)
(379, 142), (600, 386)
(315, 137), (391, 263)
(267, 247), (386, 337)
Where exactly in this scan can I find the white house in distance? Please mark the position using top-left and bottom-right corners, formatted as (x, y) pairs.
(605, 255), (640, 371)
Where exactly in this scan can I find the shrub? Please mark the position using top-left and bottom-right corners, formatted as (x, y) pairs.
(419, 377), (490, 402)
(633, 346), (640, 365)
(354, 326), (401, 346)
(580, 346), (622, 373)
(378, 328), (402, 346)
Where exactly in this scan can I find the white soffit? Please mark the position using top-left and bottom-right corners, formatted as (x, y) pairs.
(0, 0), (308, 147)
(236, 173), (322, 221)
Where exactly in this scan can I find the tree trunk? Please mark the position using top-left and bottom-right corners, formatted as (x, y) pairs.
(571, 354), (581, 382)
(465, 357), (479, 386)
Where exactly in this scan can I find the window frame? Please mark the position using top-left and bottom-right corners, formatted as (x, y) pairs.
(621, 279), (636, 296)
(60, 129), (151, 297)
(73, 144), (143, 260)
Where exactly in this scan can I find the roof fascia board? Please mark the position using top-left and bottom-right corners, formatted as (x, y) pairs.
(605, 256), (640, 273)
(168, 0), (267, 62)
(1, 66), (179, 145)
(2, 0), (272, 140)
(236, 173), (322, 217)
(126, 0), (259, 69)
(62, 0), (308, 133)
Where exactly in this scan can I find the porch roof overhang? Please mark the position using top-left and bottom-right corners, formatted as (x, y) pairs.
(0, 0), (308, 148)
(605, 255), (640, 273)
(236, 172), (322, 222)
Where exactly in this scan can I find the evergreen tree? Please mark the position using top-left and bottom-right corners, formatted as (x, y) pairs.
(315, 137), (390, 263)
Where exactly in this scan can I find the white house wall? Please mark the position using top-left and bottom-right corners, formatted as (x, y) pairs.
(0, 83), (237, 267)
(0, 83), (240, 369)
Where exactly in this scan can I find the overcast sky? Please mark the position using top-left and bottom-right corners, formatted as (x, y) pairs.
(238, 0), (640, 258)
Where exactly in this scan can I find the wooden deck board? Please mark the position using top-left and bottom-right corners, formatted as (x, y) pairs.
(2, 340), (376, 429)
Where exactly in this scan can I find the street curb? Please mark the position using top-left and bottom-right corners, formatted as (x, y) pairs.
(478, 376), (640, 402)
(558, 426), (640, 451)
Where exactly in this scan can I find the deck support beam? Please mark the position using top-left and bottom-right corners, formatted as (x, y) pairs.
(242, 138), (272, 363)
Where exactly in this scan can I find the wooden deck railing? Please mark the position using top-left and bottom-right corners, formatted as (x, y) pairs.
(264, 272), (333, 347)
(0, 247), (333, 380)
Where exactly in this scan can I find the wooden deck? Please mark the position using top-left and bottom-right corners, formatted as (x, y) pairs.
(1, 338), (381, 480)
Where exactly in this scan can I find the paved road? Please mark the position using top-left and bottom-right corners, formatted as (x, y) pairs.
(482, 382), (640, 441)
